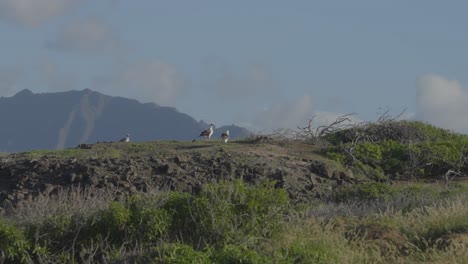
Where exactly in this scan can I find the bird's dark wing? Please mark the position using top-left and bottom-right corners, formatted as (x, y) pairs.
(200, 129), (209, 136)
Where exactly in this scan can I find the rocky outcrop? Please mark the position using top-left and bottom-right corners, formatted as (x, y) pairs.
(0, 144), (356, 208)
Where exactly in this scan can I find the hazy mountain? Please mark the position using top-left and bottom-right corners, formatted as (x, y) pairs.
(0, 89), (251, 152)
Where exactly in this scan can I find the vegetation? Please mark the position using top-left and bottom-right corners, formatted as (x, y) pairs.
(1, 119), (468, 263)
(1, 180), (467, 263)
(319, 120), (468, 181)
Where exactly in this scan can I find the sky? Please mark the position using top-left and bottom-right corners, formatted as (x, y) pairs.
(1, 0), (468, 133)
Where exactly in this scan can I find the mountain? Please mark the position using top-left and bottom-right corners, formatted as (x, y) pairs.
(0, 89), (251, 152)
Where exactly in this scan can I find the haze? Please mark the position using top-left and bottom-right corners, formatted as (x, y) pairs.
(1, 0), (467, 132)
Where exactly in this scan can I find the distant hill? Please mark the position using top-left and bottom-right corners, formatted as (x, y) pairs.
(0, 89), (251, 152)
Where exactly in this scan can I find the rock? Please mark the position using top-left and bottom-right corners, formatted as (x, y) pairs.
(310, 161), (334, 178)
(159, 164), (170, 174)
(174, 156), (181, 164)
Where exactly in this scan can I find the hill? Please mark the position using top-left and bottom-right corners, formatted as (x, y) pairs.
(0, 121), (467, 263)
(0, 89), (251, 152)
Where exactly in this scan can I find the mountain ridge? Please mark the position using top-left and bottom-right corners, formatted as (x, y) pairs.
(0, 89), (251, 152)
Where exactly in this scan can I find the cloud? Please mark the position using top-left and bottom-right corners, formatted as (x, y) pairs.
(46, 19), (120, 53)
(201, 60), (276, 99)
(95, 60), (187, 107)
(416, 74), (468, 133)
(0, 66), (23, 97)
(0, 0), (82, 27)
(250, 95), (314, 131)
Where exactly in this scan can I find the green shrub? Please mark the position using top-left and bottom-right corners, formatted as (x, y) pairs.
(353, 143), (382, 167)
(162, 192), (196, 239)
(24, 213), (74, 255)
(152, 243), (211, 264)
(380, 140), (407, 174)
(128, 196), (171, 242)
(0, 219), (31, 263)
(283, 240), (335, 264)
(89, 202), (131, 244)
(335, 182), (396, 202)
(325, 150), (347, 165)
(192, 180), (289, 246)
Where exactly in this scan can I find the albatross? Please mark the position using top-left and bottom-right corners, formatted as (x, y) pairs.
(120, 134), (130, 142)
(199, 124), (214, 140)
(221, 130), (230, 143)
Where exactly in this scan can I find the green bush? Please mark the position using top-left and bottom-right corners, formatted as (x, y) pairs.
(152, 243), (211, 264)
(24, 213), (74, 255)
(192, 180), (289, 246)
(380, 140), (407, 175)
(283, 240), (335, 264)
(128, 195), (171, 242)
(0, 219), (31, 264)
(321, 121), (468, 180)
(335, 182), (396, 202)
(353, 143), (382, 167)
(86, 202), (131, 245)
(162, 192), (196, 240)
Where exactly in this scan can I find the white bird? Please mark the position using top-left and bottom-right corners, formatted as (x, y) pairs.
(199, 124), (214, 140)
(221, 130), (230, 143)
(120, 134), (130, 142)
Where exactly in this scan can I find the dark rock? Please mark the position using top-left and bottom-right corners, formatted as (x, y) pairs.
(159, 164), (170, 174)
(310, 161), (334, 179)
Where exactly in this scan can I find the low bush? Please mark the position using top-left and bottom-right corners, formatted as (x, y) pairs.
(152, 243), (211, 264)
(334, 182), (397, 202)
(0, 219), (31, 263)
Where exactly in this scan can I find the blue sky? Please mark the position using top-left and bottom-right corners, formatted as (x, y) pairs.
(1, 0), (468, 132)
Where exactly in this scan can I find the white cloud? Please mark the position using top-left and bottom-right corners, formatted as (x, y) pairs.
(46, 19), (120, 53)
(416, 74), (468, 133)
(201, 60), (276, 98)
(250, 95), (314, 130)
(0, 0), (82, 27)
(95, 60), (187, 107)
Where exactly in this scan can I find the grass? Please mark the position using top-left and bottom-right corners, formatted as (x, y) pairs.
(1, 180), (467, 264)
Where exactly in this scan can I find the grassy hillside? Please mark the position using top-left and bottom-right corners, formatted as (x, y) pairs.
(0, 121), (467, 263)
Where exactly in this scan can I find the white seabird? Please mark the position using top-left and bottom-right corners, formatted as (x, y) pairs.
(199, 124), (214, 140)
(120, 134), (130, 142)
(221, 130), (230, 143)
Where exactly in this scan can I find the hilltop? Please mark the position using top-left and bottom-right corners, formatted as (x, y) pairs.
(0, 89), (251, 152)
(0, 120), (467, 263)
(0, 139), (351, 209)
(1, 119), (468, 209)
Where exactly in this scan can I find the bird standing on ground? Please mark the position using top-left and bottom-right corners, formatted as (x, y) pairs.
(221, 130), (230, 143)
(199, 124), (214, 140)
(120, 134), (130, 142)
